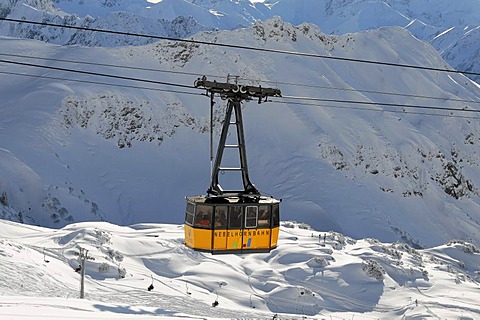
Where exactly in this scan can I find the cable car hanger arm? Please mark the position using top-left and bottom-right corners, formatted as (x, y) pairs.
(194, 76), (281, 103)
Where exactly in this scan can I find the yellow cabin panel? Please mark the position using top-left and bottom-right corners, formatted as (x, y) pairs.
(225, 230), (243, 250)
(185, 225), (279, 252)
(184, 224), (194, 247)
(213, 229), (227, 250)
(184, 225), (212, 250)
(270, 227), (279, 248)
(243, 228), (274, 250)
(226, 228), (275, 250)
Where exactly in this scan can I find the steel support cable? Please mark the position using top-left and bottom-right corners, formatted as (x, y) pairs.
(0, 70), (202, 96)
(2, 67), (478, 120)
(0, 58), (199, 90)
(271, 100), (480, 120)
(278, 95), (480, 114)
(1, 56), (479, 119)
(1, 64), (478, 120)
(1, 17), (480, 77)
(0, 51), (222, 80)
(253, 78), (480, 105)
(1, 51), (479, 106)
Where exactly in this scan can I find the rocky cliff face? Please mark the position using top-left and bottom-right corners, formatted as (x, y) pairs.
(0, 0), (207, 46)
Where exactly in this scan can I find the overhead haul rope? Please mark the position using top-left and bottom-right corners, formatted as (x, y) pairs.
(1, 51), (479, 106)
(1, 17), (480, 77)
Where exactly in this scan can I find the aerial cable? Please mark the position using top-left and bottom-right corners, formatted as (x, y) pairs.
(1, 62), (478, 119)
(0, 52), (223, 80)
(1, 68), (478, 120)
(1, 17), (480, 77)
(271, 100), (480, 120)
(252, 78), (480, 105)
(279, 95), (480, 114)
(0, 58), (199, 90)
(1, 54), (478, 118)
(1, 51), (479, 106)
(0, 70), (202, 96)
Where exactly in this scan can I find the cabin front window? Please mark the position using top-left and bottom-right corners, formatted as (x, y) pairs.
(194, 205), (213, 228)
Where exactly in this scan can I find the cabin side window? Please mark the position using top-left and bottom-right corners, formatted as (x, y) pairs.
(194, 205), (213, 228)
(229, 206), (243, 229)
(272, 203), (280, 227)
(245, 206), (258, 228)
(214, 206), (227, 229)
(257, 205), (271, 228)
(185, 202), (195, 225)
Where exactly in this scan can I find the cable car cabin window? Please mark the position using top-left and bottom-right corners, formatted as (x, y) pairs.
(194, 205), (213, 229)
(257, 205), (271, 228)
(272, 203), (280, 227)
(214, 206), (227, 229)
(245, 206), (258, 228)
(229, 206), (243, 229)
(185, 202), (195, 226)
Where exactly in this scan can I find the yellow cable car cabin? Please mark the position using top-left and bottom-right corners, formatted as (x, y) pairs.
(184, 196), (280, 253)
(184, 77), (282, 254)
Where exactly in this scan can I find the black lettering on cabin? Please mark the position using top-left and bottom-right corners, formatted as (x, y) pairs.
(215, 229), (270, 237)
(214, 231), (226, 237)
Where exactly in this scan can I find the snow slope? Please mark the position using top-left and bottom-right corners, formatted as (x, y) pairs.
(1, 18), (480, 249)
(0, 219), (479, 319)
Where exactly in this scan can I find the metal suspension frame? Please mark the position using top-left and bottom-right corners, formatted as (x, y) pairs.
(194, 76), (281, 198)
(209, 97), (256, 196)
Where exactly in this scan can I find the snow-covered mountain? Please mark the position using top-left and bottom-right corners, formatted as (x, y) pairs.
(2, 2), (480, 318)
(1, 0), (479, 80)
(1, 220), (479, 319)
(0, 0), (207, 46)
(1, 16), (480, 249)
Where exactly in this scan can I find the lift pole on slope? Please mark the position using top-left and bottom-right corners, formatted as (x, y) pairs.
(79, 247), (89, 299)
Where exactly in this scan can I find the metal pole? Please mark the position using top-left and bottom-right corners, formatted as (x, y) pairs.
(79, 248), (88, 299)
(210, 92), (215, 182)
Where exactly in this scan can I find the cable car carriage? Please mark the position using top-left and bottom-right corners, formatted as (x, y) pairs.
(184, 77), (282, 254)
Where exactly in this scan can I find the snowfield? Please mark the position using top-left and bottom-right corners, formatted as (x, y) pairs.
(0, 219), (479, 319)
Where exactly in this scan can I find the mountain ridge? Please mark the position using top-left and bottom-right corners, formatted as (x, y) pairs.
(1, 0), (479, 81)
